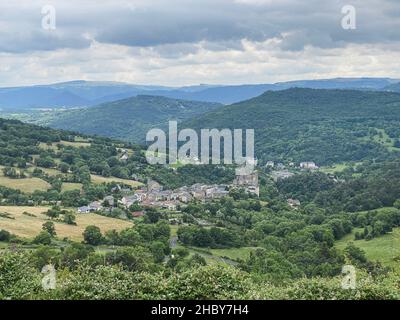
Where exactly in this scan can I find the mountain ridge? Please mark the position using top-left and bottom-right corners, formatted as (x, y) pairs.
(181, 88), (400, 165)
(1, 77), (399, 109)
(42, 95), (222, 142)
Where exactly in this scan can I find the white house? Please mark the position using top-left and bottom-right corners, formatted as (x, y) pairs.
(300, 162), (319, 170)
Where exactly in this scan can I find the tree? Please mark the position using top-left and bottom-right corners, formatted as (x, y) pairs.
(36, 156), (56, 168)
(59, 162), (70, 173)
(105, 247), (155, 272)
(105, 229), (120, 245)
(345, 242), (368, 266)
(2, 167), (20, 179)
(187, 254), (207, 267)
(61, 243), (95, 268)
(64, 212), (76, 225)
(153, 221), (171, 242)
(193, 228), (214, 247)
(46, 206), (61, 219)
(42, 221), (56, 237)
(31, 245), (60, 270)
(33, 231), (52, 245)
(129, 203), (142, 211)
(144, 208), (161, 223)
(150, 241), (166, 263)
(83, 226), (103, 245)
(0, 230), (11, 242)
(119, 228), (142, 246)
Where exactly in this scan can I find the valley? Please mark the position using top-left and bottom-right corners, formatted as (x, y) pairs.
(1, 83), (400, 300)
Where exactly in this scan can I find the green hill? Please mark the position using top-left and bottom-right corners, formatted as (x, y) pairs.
(42, 95), (222, 142)
(182, 88), (400, 165)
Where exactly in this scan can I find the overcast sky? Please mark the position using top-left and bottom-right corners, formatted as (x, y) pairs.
(0, 0), (399, 87)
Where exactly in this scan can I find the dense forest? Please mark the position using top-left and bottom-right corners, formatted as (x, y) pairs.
(183, 88), (400, 165)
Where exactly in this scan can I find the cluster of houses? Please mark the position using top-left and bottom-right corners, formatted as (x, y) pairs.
(266, 161), (319, 170)
(77, 171), (260, 214)
(78, 182), (229, 213)
(267, 161), (319, 182)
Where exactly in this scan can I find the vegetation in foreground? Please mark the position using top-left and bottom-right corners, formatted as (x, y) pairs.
(1, 250), (399, 300)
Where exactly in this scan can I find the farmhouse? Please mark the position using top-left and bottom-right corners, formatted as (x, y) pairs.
(300, 162), (319, 170)
(266, 161), (275, 168)
(271, 170), (294, 182)
(132, 211), (145, 218)
(77, 206), (90, 213)
(287, 198), (301, 208)
(88, 201), (102, 211)
(119, 154), (129, 161)
(103, 195), (115, 207)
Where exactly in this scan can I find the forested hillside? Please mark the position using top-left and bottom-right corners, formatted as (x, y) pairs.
(183, 88), (400, 165)
(0, 118), (233, 197)
(32, 95), (222, 142)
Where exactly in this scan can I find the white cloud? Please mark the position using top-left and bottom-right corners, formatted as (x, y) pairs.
(0, 0), (399, 86)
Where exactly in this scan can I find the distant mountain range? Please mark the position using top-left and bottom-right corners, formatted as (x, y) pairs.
(1, 77), (399, 109)
(384, 82), (400, 93)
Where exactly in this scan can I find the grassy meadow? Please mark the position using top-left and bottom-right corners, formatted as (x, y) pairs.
(0, 206), (133, 241)
(336, 227), (400, 272)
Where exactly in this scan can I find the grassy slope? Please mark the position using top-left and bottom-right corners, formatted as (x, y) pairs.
(209, 247), (259, 261)
(0, 206), (132, 241)
(336, 227), (400, 272)
(90, 174), (143, 187)
(0, 166), (50, 193)
(61, 182), (83, 192)
(39, 141), (91, 150)
(41, 95), (222, 142)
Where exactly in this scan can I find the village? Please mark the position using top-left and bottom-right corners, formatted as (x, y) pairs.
(76, 158), (324, 216)
(77, 171), (260, 215)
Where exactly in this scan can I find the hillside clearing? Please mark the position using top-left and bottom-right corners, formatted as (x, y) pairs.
(209, 247), (259, 261)
(61, 182), (83, 192)
(336, 227), (400, 272)
(319, 163), (357, 174)
(91, 174), (143, 187)
(39, 140), (91, 150)
(0, 170), (50, 193)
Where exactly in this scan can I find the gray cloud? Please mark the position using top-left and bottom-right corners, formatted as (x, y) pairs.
(0, 0), (399, 53)
(0, 0), (399, 86)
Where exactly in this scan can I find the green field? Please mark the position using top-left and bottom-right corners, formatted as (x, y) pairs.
(359, 128), (400, 152)
(320, 163), (352, 174)
(91, 174), (143, 188)
(61, 182), (83, 192)
(26, 166), (68, 177)
(209, 247), (259, 261)
(170, 225), (179, 237)
(0, 169), (50, 193)
(39, 140), (91, 150)
(336, 227), (400, 272)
